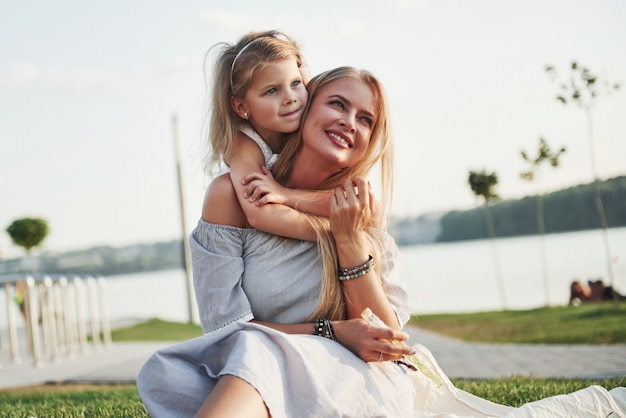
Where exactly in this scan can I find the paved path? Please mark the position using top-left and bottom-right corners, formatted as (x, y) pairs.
(404, 326), (626, 380)
(1, 326), (624, 390)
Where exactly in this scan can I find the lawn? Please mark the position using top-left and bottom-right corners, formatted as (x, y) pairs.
(1, 304), (624, 417)
(409, 302), (626, 344)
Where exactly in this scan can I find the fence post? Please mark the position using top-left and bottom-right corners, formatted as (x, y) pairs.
(24, 276), (43, 368)
(97, 277), (112, 345)
(73, 277), (89, 354)
(60, 276), (77, 358)
(86, 277), (101, 349)
(4, 283), (21, 365)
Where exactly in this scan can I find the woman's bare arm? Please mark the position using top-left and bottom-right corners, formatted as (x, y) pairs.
(330, 177), (401, 329)
(252, 318), (413, 363)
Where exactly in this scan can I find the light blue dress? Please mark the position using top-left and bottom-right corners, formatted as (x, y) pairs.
(137, 220), (416, 417)
(137, 221), (626, 417)
(138, 129), (626, 417)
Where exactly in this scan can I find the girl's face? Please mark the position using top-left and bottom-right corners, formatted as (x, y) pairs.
(234, 58), (307, 143)
(300, 77), (376, 171)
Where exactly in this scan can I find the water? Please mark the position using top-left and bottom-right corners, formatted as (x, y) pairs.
(403, 227), (626, 314)
(99, 269), (201, 325)
(2, 228), (624, 328)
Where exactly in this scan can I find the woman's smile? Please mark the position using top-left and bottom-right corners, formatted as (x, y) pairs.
(327, 130), (352, 148)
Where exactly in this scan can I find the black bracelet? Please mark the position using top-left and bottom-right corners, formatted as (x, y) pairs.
(313, 318), (325, 336)
(324, 319), (335, 340)
(313, 318), (335, 340)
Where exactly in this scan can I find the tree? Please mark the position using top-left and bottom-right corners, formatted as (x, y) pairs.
(545, 61), (620, 296)
(520, 137), (566, 306)
(468, 170), (507, 309)
(6, 217), (49, 273)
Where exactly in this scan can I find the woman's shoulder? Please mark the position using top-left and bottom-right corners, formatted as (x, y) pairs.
(192, 217), (256, 248)
(201, 173), (247, 227)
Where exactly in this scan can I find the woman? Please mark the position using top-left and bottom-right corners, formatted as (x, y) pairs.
(138, 66), (626, 417)
(138, 66), (417, 417)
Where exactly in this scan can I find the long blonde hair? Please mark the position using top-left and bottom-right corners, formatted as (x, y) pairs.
(273, 66), (395, 321)
(202, 30), (307, 176)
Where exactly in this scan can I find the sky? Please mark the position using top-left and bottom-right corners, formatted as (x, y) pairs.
(1, 0), (625, 259)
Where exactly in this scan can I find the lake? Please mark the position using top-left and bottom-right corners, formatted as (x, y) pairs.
(2, 227), (625, 329)
(403, 227), (625, 315)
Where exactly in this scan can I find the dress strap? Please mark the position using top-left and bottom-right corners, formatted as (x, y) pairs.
(239, 126), (279, 169)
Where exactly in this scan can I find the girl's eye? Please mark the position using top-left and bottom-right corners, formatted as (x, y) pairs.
(265, 87), (277, 95)
(291, 80), (302, 87)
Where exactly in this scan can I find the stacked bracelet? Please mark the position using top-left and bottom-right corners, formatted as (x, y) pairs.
(324, 319), (335, 340)
(338, 255), (375, 281)
(313, 319), (335, 340)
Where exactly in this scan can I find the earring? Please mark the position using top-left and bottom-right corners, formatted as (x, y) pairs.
(243, 112), (249, 120)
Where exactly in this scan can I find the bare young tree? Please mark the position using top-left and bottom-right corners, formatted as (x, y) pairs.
(468, 170), (507, 309)
(545, 61), (620, 295)
(520, 137), (566, 306)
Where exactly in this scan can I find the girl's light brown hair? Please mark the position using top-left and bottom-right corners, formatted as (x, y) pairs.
(202, 30), (307, 176)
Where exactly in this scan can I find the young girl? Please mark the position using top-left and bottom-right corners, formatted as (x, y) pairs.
(203, 30), (332, 241)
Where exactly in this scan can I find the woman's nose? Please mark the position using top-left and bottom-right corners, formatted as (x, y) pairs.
(340, 112), (357, 133)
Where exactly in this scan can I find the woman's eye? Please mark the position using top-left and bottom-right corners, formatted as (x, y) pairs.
(330, 100), (345, 109)
(359, 116), (374, 126)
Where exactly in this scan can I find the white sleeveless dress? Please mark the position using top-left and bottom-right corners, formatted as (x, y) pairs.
(219, 126), (279, 174)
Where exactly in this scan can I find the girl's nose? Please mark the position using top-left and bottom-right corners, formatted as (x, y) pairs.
(284, 90), (297, 105)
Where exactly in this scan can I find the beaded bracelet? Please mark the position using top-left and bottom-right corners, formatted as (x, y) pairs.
(313, 318), (324, 337)
(338, 255), (375, 281)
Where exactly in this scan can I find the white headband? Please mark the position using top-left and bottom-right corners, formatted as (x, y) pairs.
(229, 33), (290, 93)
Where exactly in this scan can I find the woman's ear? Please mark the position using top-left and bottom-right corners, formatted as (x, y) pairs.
(230, 96), (249, 120)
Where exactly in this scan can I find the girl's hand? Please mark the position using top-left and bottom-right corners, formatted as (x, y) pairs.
(242, 166), (289, 206)
(331, 318), (415, 362)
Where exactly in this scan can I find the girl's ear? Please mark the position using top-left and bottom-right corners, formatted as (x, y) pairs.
(230, 96), (249, 120)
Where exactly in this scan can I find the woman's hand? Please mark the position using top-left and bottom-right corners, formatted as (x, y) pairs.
(242, 166), (289, 206)
(331, 318), (416, 363)
(329, 177), (374, 248)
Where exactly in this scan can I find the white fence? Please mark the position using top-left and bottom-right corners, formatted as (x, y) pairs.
(1, 274), (112, 368)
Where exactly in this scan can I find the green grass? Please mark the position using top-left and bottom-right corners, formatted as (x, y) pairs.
(2, 377), (625, 417)
(0, 384), (148, 418)
(453, 376), (626, 407)
(110, 318), (202, 342)
(410, 302), (626, 344)
(1, 307), (624, 417)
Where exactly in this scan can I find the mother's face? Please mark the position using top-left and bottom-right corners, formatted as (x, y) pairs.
(299, 77), (376, 171)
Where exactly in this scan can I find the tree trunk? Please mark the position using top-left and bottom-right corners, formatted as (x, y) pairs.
(536, 194), (550, 306)
(585, 108), (619, 307)
(482, 202), (507, 309)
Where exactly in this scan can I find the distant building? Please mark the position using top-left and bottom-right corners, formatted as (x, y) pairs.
(389, 212), (443, 246)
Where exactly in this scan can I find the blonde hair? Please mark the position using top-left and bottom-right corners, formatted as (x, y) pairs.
(273, 66), (395, 321)
(202, 30), (307, 176)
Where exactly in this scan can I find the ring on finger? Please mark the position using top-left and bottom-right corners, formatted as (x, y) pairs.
(378, 351), (383, 362)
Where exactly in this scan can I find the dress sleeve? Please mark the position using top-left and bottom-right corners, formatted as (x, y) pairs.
(374, 229), (411, 327)
(190, 220), (254, 334)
